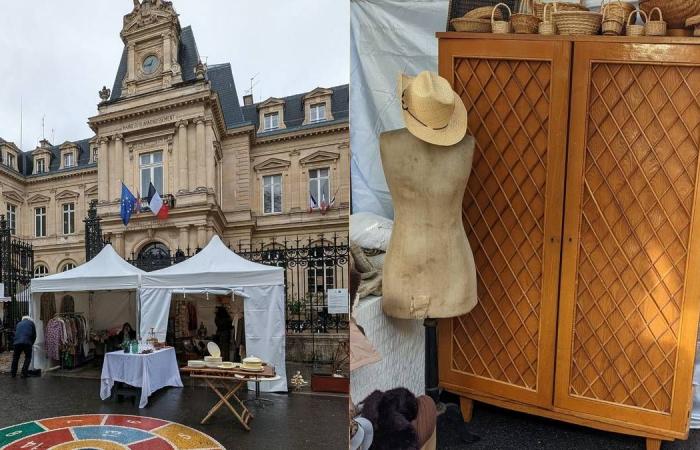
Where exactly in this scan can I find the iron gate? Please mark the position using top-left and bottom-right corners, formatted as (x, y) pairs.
(0, 215), (34, 328)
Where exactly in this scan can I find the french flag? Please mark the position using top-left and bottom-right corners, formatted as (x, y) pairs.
(146, 182), (169, 220)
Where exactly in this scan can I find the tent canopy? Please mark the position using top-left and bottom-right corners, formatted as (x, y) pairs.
(141, 235), (283, 288)
(31, 245), (145, 292)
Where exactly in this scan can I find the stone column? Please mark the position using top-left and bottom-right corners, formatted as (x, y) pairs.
(177, 120), (189, 192)
(114, 232), (125, 257)
(124, 144), (133, 192)
(114, 134), (124, 201)
(178, 226), (189, 252)
(98, 137), (110, 203)
(290, 149), (301, 211)
(128, 43), (136, 81)
(205, 124), (215, 192)
(189, 226), (198, 252)
(163, 33), (172, 73)
(188, 121), (197, 191)
(197, 225), (207, 249)
(195, 119), (206, 190)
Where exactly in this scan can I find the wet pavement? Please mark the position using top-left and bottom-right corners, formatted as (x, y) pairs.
(0, 374), (348, 450)
(437, 401), (700, 450)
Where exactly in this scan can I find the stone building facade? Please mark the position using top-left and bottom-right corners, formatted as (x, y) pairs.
(0, 0), (349, 278)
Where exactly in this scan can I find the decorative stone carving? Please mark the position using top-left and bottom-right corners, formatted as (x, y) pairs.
(195, 60), (206, 80)
(99, 86), (111, 102)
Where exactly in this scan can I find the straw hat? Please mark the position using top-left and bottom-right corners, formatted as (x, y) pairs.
(399, 71), (467, 147)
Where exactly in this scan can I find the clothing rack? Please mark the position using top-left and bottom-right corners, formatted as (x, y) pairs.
(47, 313), (91, 370)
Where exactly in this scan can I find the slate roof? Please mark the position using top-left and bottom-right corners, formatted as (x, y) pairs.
(239, 84), (349, 137)
(0, 138), (96, 178)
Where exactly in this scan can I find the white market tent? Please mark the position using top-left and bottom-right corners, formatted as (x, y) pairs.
(140, 235), (287, 392)
(30, 245), (145, 369)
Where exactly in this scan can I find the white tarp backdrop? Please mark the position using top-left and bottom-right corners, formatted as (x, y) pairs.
(139, 236), (287, 392)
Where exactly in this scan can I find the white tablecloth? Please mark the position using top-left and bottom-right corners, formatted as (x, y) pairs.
(100, 348), (183, 408)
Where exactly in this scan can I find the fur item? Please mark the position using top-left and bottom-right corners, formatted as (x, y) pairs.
(359, 388), (419, 450)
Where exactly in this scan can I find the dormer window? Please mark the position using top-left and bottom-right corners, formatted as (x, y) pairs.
(64, 153), (74, 168)
(36, 159), (46, 174)
(5, 153), (15, 169)
(264, 112), (280, 131)
(310, 103), (326, 123)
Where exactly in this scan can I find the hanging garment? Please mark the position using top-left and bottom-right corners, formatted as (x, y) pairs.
(60, 295), (75, 314)
(187, 302), (197, 332)
(45, 319), (64, 361)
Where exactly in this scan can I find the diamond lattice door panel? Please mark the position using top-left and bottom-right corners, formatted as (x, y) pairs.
(557, 42), (700, 435)
(438, 39), (571, 408)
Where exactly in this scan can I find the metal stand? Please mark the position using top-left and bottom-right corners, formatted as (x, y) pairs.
(243, 379), (273, 409)
(424, 318), (440, 403)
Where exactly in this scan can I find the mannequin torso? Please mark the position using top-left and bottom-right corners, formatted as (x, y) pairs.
(380, 128), (477, 319)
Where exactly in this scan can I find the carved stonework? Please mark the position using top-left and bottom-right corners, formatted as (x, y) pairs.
(195, 60), (206, 80)
(122, 0), (178, 36)
(99, 86), (111, 102)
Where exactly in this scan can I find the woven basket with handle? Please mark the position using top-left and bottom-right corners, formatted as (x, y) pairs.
(552, 5), (602, 35)
(538, 3), (557, 35)
(645, 7), (667, 36)
(600, 0), (635, 25)
(601, 0), (626, 35)
(492, 3), (513, 33)
(512, 0), (540, 34)
(626, 9), (647, 37)
(465, 6), (505, 19)
(639, 0), (700, 29)
(447, 0), (516, 31)
(534, 0), (588, 21)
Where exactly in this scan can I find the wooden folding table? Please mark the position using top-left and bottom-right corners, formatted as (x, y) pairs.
(181, 365), (276, 431)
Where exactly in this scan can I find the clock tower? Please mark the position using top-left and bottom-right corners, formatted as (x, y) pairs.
(120, 0), (183, 97)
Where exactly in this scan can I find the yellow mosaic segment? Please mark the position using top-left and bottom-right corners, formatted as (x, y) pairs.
(154, 424), (223, 450)
(51, 439), (127, 450)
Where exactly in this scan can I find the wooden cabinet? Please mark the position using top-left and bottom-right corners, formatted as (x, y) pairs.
(438, 34), (700, 449)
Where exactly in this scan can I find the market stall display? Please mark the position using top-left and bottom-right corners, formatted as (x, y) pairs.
(139, 235), (287, 392)
(181, 364), (277, 431)
(100, 347), (183, 408)
(30, 245), (145, 371)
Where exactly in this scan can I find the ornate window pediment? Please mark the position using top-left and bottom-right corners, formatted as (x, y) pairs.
(28, 194), (51, 205)
(258, 98), (286, 133)
(85, 185), (99, 196)
(303, 87), (334, 125)
(300, 150), (340, 166)
(254, 158), (291, 172)
(59, 142), (79, 170)
(3, 190), (24, 205)
(56, 190), (80, 201)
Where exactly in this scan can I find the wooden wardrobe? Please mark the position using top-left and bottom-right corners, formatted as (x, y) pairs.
(437, 33), (700, 449)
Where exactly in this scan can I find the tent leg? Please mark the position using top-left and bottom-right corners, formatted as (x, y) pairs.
(135, 290), (141, 341)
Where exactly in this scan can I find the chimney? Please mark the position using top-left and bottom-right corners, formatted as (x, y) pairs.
(243, 94), (254, 106)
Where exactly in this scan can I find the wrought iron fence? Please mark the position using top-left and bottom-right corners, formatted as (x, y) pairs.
(0, 215), (34, 329)
(126, 233), (350, 334)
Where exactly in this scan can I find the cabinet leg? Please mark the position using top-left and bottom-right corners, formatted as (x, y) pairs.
(645, 438), (662, 450)
(459, 397), (474, 423)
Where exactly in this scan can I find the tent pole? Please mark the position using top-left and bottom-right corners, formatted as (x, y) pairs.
(136, 290), (141, 340)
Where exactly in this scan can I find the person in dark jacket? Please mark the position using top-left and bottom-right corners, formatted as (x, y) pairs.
(12, 316), (36, 378)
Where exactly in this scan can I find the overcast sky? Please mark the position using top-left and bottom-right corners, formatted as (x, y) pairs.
(0, 0), (349, 151)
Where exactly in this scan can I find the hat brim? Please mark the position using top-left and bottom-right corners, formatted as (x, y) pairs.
(399, 73), (468, 147)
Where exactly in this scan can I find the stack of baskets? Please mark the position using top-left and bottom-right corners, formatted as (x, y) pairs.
(450, 4), (506, 32)
(601, 0), (635, 35)
(552, 3), (602, 35)
(511, 0), (540, 34)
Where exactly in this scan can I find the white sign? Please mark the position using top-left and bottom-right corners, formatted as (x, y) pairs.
(327, 289), (349, 314)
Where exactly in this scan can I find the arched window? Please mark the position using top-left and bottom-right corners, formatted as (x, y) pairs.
(34, 264), (49, 278)
(138, 242), (170, 260)
(61, 262), (76, 272)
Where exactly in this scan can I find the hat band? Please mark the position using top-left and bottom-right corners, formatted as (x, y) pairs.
(401, 91), (449, 131)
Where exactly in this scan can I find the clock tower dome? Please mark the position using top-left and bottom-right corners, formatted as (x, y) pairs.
(119, 0), (183, 97)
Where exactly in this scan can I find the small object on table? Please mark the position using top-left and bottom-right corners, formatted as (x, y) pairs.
(601, 0), (626, 36)
(241, 356), (264, 372)
(626, 9), (647, 37)
(538, 3), (557, 35)
(645, 7), (666, 35)
(491, 3), (512, 34)
(687, 15), (700, 36)
(552, 8), (602, 35)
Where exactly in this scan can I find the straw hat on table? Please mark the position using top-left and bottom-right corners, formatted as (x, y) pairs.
(399, 71), (468, 147)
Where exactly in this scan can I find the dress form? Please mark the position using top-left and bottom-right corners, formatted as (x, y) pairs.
(380, 128), (477, 319)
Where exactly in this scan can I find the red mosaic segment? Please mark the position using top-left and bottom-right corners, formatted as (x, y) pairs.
(129, 437), (174, 450)
(4, 429), (74, 450)
(104, 415), (169, 432)
(38, 415), (105, 430)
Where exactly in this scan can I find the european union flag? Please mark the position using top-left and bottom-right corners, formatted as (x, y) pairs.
(120, 182), (137, 226)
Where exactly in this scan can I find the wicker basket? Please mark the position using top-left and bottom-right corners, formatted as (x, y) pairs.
(601, 0), (626, 35)
(511, 0), (540, 34)
(553, 8), (602, 35)
(538, 3), (557, 35)
(492, 3), (512, 33)
(626, 9), (647, 37)
(451, 17), (493, 32)
(600, 0), (635, 24)
(465, 6), (504, 20)
(645, 7), (667, 36)
(534, 0), (588, 21)
(447, 0), (516, 31)
(639, 0), (700, 29)
(687, 15), (700, 37)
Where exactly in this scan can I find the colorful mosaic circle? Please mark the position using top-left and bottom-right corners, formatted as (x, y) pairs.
(0, 415), (224, 450)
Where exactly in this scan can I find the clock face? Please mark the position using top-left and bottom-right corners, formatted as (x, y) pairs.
(142, 55), (160, 75)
